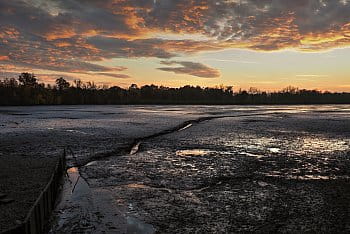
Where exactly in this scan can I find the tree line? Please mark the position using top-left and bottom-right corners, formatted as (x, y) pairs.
(0, 73), (349, 105)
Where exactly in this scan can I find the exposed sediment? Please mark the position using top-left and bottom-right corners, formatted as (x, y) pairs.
(54, 107), (350, 233)
(1, 105), (350, 233)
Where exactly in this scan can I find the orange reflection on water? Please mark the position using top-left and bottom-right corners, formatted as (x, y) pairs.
(67, 167), (78, 173)
(126, 184), (150, 189)
(176, 149), (213, 157)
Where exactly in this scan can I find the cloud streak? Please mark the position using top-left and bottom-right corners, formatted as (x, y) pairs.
(92, 73), (131, 79)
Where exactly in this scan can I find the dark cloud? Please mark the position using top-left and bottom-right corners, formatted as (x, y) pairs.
(158, 61), (220, 78)
(86, 36), (176, 59)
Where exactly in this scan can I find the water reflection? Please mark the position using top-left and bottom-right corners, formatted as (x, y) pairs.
(296, 137), (348, 155)
(178, 123), (193, 131)
(130, 142), (141, 155)
(66, 167), (90, 199)
(127, 184), (151, 189)
(239, 152), (264, 159)
(268, 148), (281, 153)
(176, 149), (215, 157)
(127, 216), (155, 234)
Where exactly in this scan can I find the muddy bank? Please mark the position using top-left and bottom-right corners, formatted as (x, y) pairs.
(80, 110), (350, 233)
(0, 155), (57, 231)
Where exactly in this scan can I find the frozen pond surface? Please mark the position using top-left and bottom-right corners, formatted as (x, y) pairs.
(0, 105), (350, 233)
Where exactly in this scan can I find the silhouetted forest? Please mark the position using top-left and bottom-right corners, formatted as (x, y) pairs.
(1, 73), (349, 105)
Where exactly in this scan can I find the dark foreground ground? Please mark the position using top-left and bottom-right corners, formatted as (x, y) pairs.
(1, 105), (350, 233)
(0, 105), (194, 232)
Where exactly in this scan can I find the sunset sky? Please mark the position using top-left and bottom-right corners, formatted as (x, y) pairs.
(0, 0), (350, 91)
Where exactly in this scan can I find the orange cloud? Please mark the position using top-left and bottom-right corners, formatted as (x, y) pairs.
(0, 26), (20, 40)
(54, 41), (72, 47)
(299, 23), (350, 51)
(157, 39), (226, 54)
(0, 55), (9, 61)
(45, 27), (76, 41)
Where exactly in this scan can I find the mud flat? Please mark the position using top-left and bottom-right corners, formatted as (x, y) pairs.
(1, 105), (350, 233)
(0, 155), (57, 231)
(0, 105), (198, 232)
